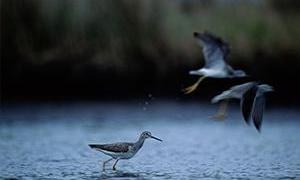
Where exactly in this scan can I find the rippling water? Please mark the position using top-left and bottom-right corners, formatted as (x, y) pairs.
(1, 102), (299, 179)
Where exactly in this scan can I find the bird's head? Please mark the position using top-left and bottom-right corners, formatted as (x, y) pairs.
(140, 131), (162, 142)
(259, 84), (274, 92)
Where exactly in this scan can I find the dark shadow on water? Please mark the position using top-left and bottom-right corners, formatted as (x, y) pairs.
(85, 170), (172, 179)
(79, 170), (141, 180)
(99, 170), (141, 179)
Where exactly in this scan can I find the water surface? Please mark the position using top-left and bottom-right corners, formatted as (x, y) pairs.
(1, 102), (299, 179)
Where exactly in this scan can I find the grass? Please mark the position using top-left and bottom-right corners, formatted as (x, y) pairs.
(2, 0), (300, 70)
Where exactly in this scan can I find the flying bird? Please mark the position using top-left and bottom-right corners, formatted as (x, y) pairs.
(89, 131), (162, 171)
(183, 31), (247, 94)
(211, 82), (256, 120)
(211, 82), (274, 131)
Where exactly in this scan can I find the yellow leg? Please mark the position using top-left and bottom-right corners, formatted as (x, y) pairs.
(211, 100), (229, 120)
(112, 159), (119, 170)
(102, 158), (113, 171)
(183, 76), (206, 94)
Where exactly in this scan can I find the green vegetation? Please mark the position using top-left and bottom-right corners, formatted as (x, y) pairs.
(1, 0), (300, 73)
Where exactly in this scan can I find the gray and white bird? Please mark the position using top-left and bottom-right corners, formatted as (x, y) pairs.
(183, 31), (247, 94)
(89, 131), (162, 171)
(211, 82), (274, 131)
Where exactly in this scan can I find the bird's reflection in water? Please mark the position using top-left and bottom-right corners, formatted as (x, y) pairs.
(100, 170), (140, 179)
(98, 170), (172, 179)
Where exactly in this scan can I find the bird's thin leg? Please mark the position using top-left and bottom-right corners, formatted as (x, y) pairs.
(211, 100), (229, 120)
(112, 159), (120, 171)
(183, 76), (206, 94)
(102, 158), (113, 171)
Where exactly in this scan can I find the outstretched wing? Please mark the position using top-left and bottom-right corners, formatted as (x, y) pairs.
(230, 81), (258, 95)
(89, 143), (133, 153)
(194, 32), (229, 70)
(252, 93), (266, 132)
(241, 85), (257, 124)
(211, 82), (257, 104)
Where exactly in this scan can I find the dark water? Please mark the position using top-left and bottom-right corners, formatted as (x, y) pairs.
(1, 102), (300, 179)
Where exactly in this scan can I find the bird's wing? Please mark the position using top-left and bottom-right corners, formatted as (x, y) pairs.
(89, 143), (133, 153)
(211, 82), (257, 103)
(241, 85), (257, 124)
(251, 92), (266, 132)
(230, 81), (257, 93)
(194, 32), (229, 70)
(203, 47), (227, 70)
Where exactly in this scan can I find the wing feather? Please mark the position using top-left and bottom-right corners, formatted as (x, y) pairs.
(241, 86), (257, 124)
(252, 94), (265, 132)
(211, 82), (257, 103)
(194, 32), (228, 70)
(89, 143), (132, 153)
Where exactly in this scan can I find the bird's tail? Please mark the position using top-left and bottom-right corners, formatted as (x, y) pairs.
(89, 144), (100, 149)
(211, 90), (230, 103)
(189, 70), (201, 76)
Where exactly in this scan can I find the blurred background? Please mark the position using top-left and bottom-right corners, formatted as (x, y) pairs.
(1, 1), (300, 179)
(1, 0), (300, 104)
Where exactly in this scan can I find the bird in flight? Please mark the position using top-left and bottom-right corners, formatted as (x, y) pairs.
(183, 31), (247, 94)
(211, 82), (274, 131)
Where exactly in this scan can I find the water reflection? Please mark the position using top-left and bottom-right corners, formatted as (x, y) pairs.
(100, 170), (140, 179)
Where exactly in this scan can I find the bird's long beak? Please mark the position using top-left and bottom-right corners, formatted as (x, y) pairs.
(150, 135), (162, 142)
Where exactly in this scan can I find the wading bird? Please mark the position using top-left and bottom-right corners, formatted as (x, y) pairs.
(89, 131), (162, 171)
(211, 82), (274, 131)
(183, 32), (247, 94)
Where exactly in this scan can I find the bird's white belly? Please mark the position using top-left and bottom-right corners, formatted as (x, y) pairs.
(202, 68), (227, 78)
(120, 152), (135, 159)
(100, 149), (135, 159)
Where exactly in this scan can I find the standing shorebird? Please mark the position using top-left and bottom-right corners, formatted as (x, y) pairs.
(211, 82), (274, 131)
(89, 131), (162, 171)
(183, 31), (247, 94)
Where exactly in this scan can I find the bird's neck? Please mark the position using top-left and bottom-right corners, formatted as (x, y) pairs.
(134, 137), (145, 150)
